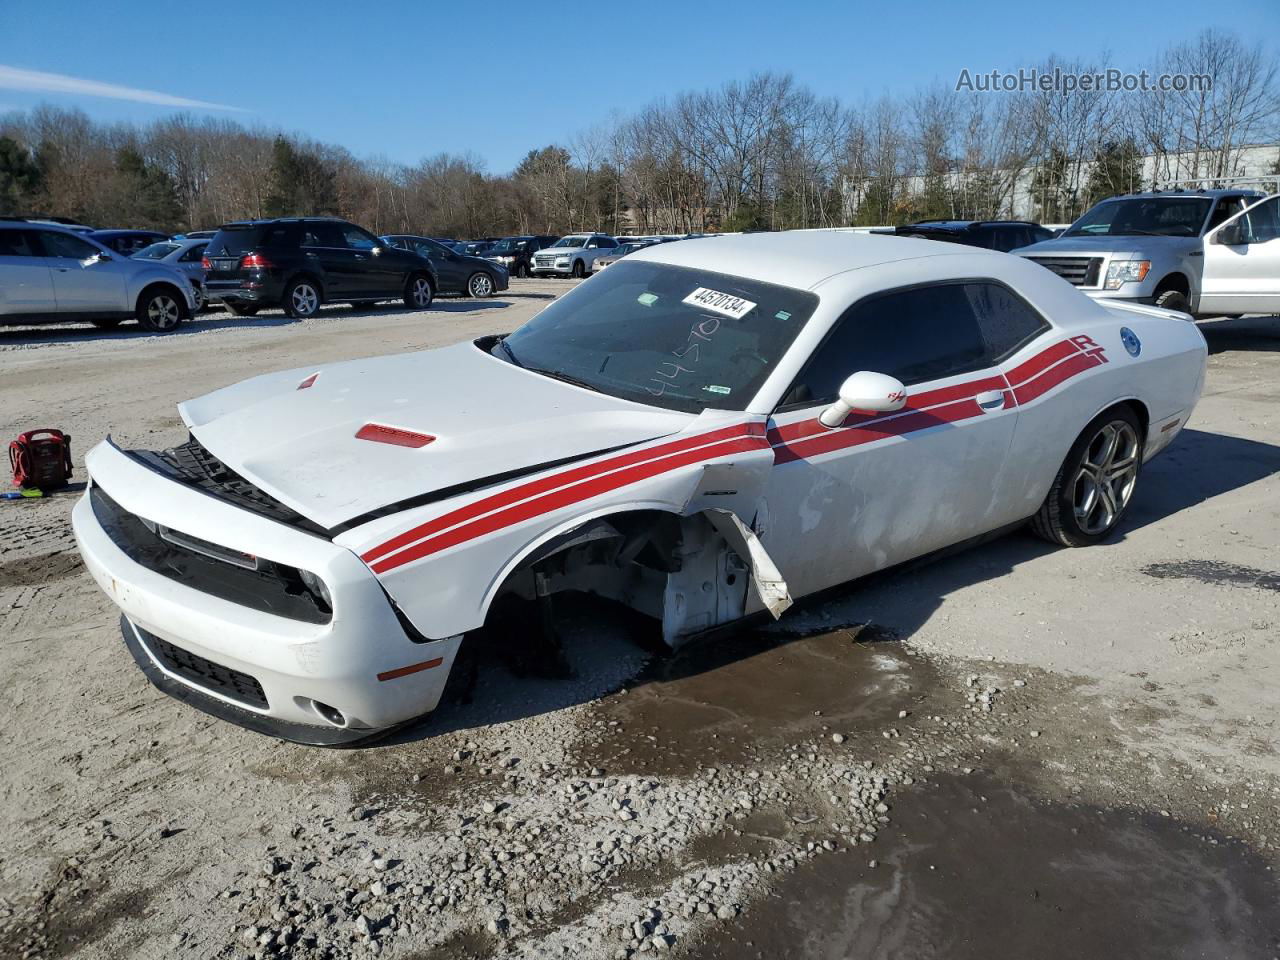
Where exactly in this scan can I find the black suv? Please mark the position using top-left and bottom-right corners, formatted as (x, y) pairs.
(894, 220), (1055, 253)
(203, 217), (438, 318)
(482, 235), (560, 278)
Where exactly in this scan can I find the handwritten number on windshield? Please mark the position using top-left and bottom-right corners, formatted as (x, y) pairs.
(646, 316), (722, 397)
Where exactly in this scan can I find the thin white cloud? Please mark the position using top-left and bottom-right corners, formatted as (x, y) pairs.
(0, 65), (245, 112)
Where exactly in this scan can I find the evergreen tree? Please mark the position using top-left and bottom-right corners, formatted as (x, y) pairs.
(264, 136), (337, 217)
(113, 146), (181, 229)
(1085, 139), (1143, 207)
(1030, 147), (1076, 223)
(0, 136), (43, 215)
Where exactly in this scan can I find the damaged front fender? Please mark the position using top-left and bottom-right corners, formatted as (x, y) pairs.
(341, 415), (791, 643)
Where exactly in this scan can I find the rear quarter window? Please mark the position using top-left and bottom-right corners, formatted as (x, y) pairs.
(207, 225), (296, 256)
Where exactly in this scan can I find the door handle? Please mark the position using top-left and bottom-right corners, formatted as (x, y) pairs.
(976, 389), (1006, 412)
(354, 254), (367, 260)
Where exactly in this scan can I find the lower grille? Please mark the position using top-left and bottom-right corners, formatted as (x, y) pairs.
(90, 485), (333, 624)
(142, 629), (268, 709)
(1026, 256), (1102, 287)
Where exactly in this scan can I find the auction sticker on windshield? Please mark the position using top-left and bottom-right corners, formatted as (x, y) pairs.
(682, 287), (758, 319)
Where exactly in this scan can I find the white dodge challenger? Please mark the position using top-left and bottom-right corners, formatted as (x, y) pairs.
(73, 233), (1207, 744)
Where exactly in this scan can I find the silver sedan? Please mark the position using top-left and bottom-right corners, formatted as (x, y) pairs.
(133, 238), (210, 311)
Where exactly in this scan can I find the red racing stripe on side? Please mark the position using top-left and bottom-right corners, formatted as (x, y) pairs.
(361, 422), (764, 564)
(1006, 338), (1079, 387)
(767, 374), (1008, 447)
(773, 397), (983, 464)
(1011, 351), (1104, 405)
(370, 434), (768, 573)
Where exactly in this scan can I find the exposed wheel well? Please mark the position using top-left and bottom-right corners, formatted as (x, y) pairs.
(1152, 272), (1189, 296)
(135, 282), (189, 318)
(1101, 398), (1149, 441)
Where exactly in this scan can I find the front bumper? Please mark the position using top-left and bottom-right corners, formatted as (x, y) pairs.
(72, 440), (462, 744)
(531, 260), (576, 276)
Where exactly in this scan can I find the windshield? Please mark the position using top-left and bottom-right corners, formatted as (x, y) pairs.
(134, 242), (180, 260)
(1065, 197), (1212, 238)
(610, 243), (642, 257)
(496, 260), (817, 413)
(552, 236), (587, 248)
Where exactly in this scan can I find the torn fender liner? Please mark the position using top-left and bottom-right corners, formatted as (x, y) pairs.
(705, 509), (793, 618)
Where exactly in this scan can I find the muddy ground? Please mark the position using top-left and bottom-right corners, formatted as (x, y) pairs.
(0, 283), (1277, 959)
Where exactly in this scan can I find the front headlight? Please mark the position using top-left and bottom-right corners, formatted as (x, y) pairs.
(297, 568), (332, 612)
(1104, 260), (1151, 290)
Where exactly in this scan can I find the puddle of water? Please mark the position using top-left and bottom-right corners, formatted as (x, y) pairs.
(585, 628), (930, 776)
(690, 773), (1280, 960)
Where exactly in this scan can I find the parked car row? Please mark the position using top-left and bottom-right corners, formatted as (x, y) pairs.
(0, 217), (198, 331)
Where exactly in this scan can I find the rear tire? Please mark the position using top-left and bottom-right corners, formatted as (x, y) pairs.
(284, 278), (321, 319)
(1031, 405), (1144, 547)
(227, 303), (259, 317)
(136, 286), (185, 333)
(405, 274), (434, 310)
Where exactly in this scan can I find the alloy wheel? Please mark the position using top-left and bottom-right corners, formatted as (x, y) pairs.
(146, 294), (181, 331)
(292, 283), (319, 316)
(470, 274), (493, 297)
(1071, 420), (1140, 535)
(412, 277), (433, 307)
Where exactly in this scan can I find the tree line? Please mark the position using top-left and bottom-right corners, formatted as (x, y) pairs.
(0, 29), (1276, 237)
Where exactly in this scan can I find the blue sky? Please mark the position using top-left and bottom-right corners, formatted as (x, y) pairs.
(2, 0), (1276, 173)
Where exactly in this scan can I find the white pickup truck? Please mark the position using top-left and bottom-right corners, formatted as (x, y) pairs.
(1015, 189), (1280, 318)
(530, 233), (620, 279)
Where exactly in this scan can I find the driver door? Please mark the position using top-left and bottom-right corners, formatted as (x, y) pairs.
(1200, 195), (1280, 316)
(760, 281), (1040, 600)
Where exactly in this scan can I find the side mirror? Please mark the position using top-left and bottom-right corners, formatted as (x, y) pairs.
(820, 371), (908, 428)
(87, 251), (112, 264)
(371, 246), (384, 256)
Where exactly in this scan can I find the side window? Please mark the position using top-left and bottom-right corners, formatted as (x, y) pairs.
(964, 282), (1049, 359)
(1237, 197), (1280, 244)
(301, 223), (346, 248)
(38, 231), (102, 260)
(414, 241), (440, 258)
(262, 225), (296, 248)
(342, 225), (378, 250)
(180, 244), (207, 262)
(1206, 196), (1246, 230)
(599, 237), (618, 249)
(784, 283), (988, 406)
(0, 230), (38, 257)
(972, 226), (1000, 250)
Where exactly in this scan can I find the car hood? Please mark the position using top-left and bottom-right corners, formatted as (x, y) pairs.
(1014, 235), (1200, 258)
(178, 340), (692, 530)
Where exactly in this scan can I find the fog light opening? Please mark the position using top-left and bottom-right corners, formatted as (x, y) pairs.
(312, 700), (347, 727)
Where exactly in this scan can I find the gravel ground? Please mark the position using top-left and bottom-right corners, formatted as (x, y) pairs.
(0, 284), (1277, 959)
